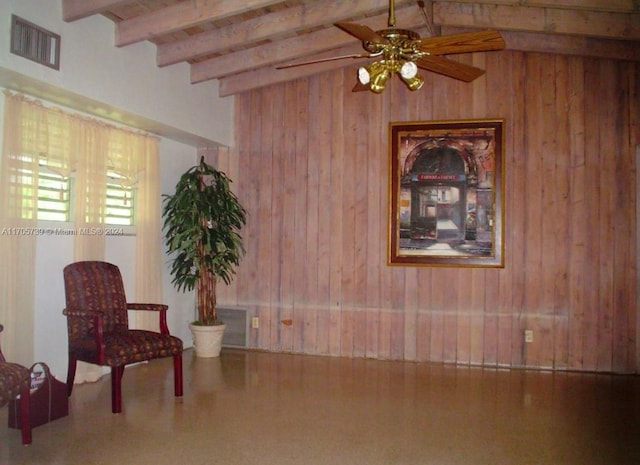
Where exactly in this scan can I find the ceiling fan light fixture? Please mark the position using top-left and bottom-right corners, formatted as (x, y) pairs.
(401, 73), (424, 91)
(358, 61), (387, 86)
(357, 66), (371, 85)
(370, 68), (390, 93)
(357, 59), (424, 93)
(357, 61), (391, 92)
(399, 61), (418, 79)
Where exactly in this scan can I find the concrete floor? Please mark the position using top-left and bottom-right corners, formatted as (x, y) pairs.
(1, 349), (639, 465)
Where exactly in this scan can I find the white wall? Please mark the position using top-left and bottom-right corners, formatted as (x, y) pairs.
(0, 0), (233, 377)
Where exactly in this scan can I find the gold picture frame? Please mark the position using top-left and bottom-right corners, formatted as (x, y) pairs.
(388, 119), (505, 267)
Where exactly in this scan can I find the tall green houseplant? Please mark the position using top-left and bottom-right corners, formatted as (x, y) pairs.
(162, 157), (247, 326)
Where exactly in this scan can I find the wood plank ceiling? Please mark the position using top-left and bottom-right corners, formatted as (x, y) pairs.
(62, 0), (640, 97)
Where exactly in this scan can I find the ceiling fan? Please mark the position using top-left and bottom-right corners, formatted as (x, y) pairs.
(277, 0), (505, 93)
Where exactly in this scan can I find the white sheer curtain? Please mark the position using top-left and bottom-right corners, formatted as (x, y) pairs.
(73, 120), (108, 261)
(133, 136), (162, 332)
(0, 93), (40, 365)
(0, 91), (162, 376)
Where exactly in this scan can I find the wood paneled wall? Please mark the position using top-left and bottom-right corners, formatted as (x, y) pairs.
(217, 51), (639, 373)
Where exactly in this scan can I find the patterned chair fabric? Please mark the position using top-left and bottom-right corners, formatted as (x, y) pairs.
(0, 324), (32, 444)
(63, 261), (183, 413)
(0, 361), (30, 407)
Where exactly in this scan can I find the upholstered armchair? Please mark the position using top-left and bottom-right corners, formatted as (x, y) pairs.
(0, 324), (32, 444)
(63, 261), (183, 413)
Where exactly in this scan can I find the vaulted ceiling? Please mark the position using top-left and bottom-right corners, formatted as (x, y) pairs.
(62, 0), (640, 97)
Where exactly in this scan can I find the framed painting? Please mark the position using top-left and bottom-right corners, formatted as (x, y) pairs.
(388, 119), (505, 267)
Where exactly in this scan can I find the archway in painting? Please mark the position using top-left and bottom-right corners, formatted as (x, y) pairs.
(408, 145), (467, 242)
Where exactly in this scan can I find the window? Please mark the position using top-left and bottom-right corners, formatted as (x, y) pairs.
(105, 179), (135, 226)
(37, 169), (69, 222)
(3, 92), (153, 233)
(36, 167), (136, 226)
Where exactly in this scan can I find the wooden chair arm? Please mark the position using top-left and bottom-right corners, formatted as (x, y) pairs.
(126, 303), (170, 335)
(126, 303), (168, 312)
(62, 309), (105, 318)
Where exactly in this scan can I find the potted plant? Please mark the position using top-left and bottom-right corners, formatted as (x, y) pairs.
(162, 156), (247, 357)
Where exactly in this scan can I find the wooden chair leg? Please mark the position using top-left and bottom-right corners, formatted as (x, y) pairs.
(173, 354), (183, 397)
(66, 355), (77, 396)
(111, 366), (124, 414)
(19, 386), (32, 445)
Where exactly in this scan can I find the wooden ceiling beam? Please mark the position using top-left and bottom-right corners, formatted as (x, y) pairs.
(115, 0), (286, 47)
(62, 0), (135, 22)
(191, 6), (423, 83)
(434, 0), (637, 14)
(157, 0), (410, 67)
(434, 2), (640, 40)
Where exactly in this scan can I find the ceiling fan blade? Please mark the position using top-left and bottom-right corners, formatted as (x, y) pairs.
(335, 21), (389, 45)
(276, 53), (375, 69)
(415, 55), (486, 82)
(417, 30), (505, 56)
(352, 80), (370, 92)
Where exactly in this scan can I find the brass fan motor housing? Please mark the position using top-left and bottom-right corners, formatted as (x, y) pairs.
(364, 28), (423, 60)
(376, 28), (420, 41)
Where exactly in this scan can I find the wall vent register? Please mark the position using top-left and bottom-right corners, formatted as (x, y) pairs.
(11, 15), (60, 70)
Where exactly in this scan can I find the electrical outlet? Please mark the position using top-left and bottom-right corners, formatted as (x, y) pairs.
(251, 316), (259, 329)
(524, 329), (534, 343)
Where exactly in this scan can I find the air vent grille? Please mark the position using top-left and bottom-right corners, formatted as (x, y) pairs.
(216, 307), (248, 348)
(10, 15), (60, 70)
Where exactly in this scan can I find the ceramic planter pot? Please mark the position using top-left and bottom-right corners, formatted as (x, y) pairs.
(189, 323), (226, 358)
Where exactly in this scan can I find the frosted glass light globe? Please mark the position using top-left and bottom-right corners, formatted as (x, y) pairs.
(400, 61), (418, 79)
(358, 66), (370, 84)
